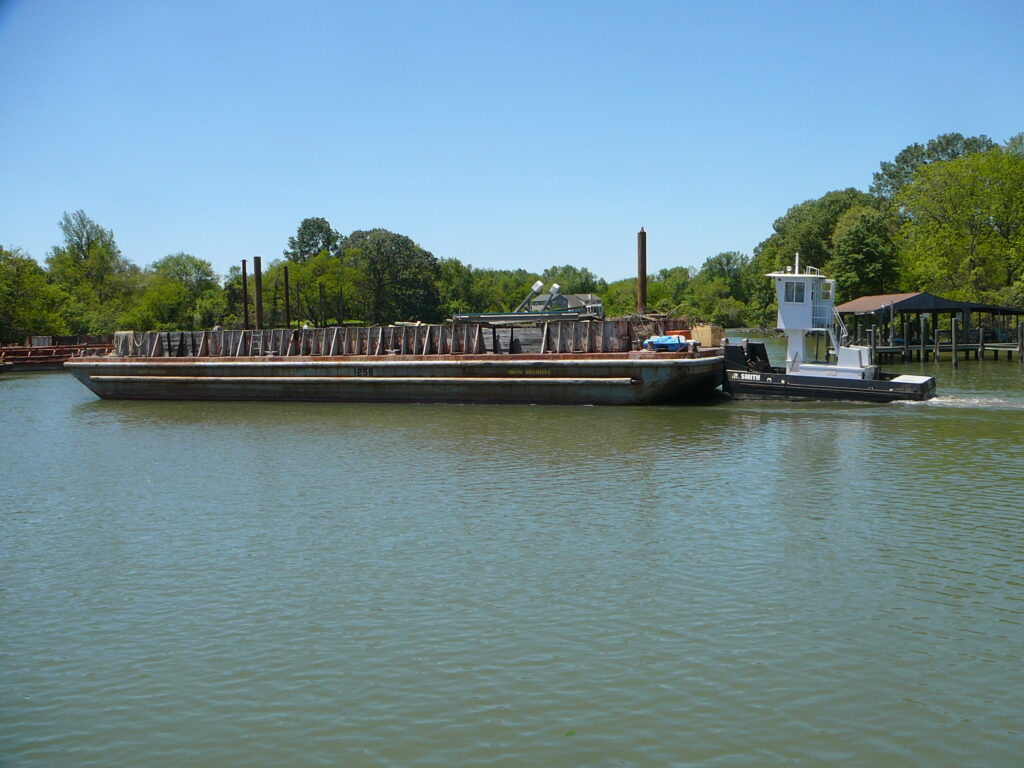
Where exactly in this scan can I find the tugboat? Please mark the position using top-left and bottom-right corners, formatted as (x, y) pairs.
(723, 256), (936, 402)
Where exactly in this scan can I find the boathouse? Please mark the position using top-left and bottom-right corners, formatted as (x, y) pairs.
(836, 292), (1024, 362)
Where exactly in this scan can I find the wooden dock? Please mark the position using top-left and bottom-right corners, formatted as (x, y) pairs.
(843, 320), (1024, 366)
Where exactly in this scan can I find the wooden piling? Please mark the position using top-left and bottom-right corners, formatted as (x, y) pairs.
(241, 259), (250, 330)
(951, 317), (958, 369)
(637, 228), (647, 314)
(253, 257), (264, 330)
(919, 315), (927, 362)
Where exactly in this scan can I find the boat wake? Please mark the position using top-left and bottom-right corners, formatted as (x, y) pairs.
(908, 395), (1024, 411)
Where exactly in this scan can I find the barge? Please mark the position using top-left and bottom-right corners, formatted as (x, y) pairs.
(723, 257), (936, 402)
(65, 321), (725, 406)
(1, 335), (114, 371)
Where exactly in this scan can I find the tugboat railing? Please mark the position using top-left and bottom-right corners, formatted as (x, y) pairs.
(833, 307), (849, 345)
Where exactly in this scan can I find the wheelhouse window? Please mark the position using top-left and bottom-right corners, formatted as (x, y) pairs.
(784, 281), (805, 303)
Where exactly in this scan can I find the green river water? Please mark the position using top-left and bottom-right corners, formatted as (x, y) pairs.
(2, 343), (1022, 766)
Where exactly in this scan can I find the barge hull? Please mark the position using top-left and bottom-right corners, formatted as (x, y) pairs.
(66, 354), (725, 406)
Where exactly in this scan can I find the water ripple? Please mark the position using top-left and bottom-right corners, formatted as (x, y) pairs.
(2, 372), (1023, 766)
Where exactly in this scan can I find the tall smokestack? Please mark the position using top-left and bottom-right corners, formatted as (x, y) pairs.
(637, 227), (647, 315)
(253, 257), (264, 330)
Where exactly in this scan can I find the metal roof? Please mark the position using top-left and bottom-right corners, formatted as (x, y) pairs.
(836, 292), (1024, 315)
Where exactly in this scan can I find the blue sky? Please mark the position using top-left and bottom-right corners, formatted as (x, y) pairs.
(2, 0), (1021, 281)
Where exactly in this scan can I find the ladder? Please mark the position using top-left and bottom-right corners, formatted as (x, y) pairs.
(629, 314), (652, 349)
(833, 307), (849, 346)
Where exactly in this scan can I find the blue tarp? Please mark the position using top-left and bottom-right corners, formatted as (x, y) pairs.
(643, 335), (697, 351)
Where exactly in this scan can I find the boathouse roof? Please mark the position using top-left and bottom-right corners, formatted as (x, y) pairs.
(836, 292), (1024, 316)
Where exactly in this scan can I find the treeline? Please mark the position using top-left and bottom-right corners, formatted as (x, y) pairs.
(2, 132), (1022, 344)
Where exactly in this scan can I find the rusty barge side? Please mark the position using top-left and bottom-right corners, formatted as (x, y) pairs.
(65, 352), (724, 406)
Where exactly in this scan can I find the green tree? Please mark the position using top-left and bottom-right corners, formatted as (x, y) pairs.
(437, 257), (476, 316)
(343, 229), (441, 323)
(682, 275), (747, 326)
(469, 268), (542, 312)
(283, 217), (341, 263)
(676, 253), (751, 325)
(826, 206), (900, 300)
(596, 267), (692, 318)
(870, 133), (995, 199)
(46, 210), (141, 332)
(695, 251), (749, 302)
(539, 265), (607, 295)
(128, 253), (221, 330)
(744, 188), (872, 325)
(220, 265), (248, 327)
(0, 247), (69, 343)
(286, 250), (353, 325)
(898, 147), (1024, 300)
(600, 277), (640, 317)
